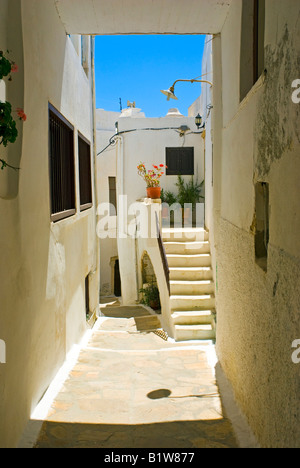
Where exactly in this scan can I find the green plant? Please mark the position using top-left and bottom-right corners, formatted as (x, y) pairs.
(0, 50), (16, 80)
(161, 188), (177, 205)
(0, 102), (18, 147)
(139, 282), (161, 310)
(175, 174), (204, 207)
(0, 49), (26, 171)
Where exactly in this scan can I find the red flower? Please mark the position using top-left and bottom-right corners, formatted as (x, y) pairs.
(153, 165), (158, 169)
(11, 63), (18, 73)
(159, 164), (164, 167)
(16, 108), (27, 121)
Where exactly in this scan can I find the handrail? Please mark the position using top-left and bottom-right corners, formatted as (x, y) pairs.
(155, 212), (170, 296)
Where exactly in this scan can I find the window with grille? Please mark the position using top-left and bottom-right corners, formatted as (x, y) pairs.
(78, 133), (93, 211)
(166, 147), (194, 175)
(48, 103), (76, 222)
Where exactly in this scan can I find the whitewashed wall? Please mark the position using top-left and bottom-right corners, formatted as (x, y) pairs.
(0, 0), (98, 447)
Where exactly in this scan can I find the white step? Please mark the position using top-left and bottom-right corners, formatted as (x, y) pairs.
(162, 228), (209, 243)
(174, 324), (215, 341)
(170, 294), (215, 311)
(169, 267), (213, 281)
(170, 280), (214, 295)
(172, 310), (215, 325)
(166, 253), (211, 267)
(164, 241), (210, 255)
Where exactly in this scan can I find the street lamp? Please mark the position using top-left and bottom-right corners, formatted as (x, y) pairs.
(160, 78), (213, 101)
(161, 78), (212, 130)
(195, 113), (204, 130)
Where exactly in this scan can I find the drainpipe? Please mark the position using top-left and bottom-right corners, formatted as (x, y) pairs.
(116, 134), (125, 236)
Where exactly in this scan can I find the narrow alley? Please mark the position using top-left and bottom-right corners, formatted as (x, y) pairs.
(21, 303), (250, 449)
(1, 0), (299, 449)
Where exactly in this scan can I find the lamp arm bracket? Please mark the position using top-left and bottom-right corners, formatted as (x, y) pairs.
(171, 79), (213, 88)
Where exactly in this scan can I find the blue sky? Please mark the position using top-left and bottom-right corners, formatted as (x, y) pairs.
(94, 35), (206, 118)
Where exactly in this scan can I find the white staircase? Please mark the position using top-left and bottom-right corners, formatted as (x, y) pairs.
(162, 228), (216, 342)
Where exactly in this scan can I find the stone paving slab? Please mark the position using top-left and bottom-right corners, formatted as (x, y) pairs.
(32, 307), (239, 448)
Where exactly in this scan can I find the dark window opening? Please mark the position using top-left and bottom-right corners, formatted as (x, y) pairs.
(78, 133), (93, 211)
(85, 275), (90, 316)
(109, 176), (117, 215)
(49, 103), (76, 222)
(114, 259), (121, 297)
(240, 0), (265, 101)
(166, 147), (194, 175)
(255, 182), (269, 271)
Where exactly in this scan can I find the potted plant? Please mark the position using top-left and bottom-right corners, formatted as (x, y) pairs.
(139, 282), (161, 311)
(137, 162), (167, 199)
(0, 50), (26, 170)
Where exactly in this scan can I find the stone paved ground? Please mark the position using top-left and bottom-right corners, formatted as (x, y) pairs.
(32, 305), (239, 448)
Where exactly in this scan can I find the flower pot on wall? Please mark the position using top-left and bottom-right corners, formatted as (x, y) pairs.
(146, 186), (161, 199)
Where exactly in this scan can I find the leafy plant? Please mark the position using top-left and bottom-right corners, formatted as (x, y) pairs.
(175, 174), (204, 207)
(139, 282), (161, 310)
(0, 102), (18, 147)
(0, 50), (14, 80)
(0, 49), (26, 171)
(161, 188), (177, 205)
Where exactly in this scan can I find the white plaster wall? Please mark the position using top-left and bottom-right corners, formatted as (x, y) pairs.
(0, 0), (98, 447)
(189, 35), (216, 286)
(214, 0), (300, 448)
(117, 115), (205, 207)
(114, 114), (205, 305)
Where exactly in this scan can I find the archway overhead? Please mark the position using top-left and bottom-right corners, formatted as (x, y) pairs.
(55, 0), (232, 35)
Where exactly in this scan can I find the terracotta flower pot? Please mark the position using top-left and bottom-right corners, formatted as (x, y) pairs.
(146, 186), (161, 199)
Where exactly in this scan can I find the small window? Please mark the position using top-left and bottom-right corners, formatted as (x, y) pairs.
(85, 275), (90, 316)
(166, 147), (194, 175)
(78, 133), (93, 211)
(255, 182), (269, 271)
(108, 176), (117, 215)
(49, 104), (76, 222)
(240, 0), (265, 101)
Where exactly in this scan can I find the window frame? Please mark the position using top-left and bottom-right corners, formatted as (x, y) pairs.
(108, 176), (117, 216)
(78, 131), (93, 212)
(165, 147), (194, 176)
(240, 0), (265, 102)
(48, 103), (76, 223)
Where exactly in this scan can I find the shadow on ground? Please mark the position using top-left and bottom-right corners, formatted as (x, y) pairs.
(34, 418), (238, 448)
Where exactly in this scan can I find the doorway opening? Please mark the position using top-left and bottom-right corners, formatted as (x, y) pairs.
(113, 258), (121, 297)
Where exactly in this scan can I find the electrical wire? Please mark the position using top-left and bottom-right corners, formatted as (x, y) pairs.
(97, 126), (204, 156)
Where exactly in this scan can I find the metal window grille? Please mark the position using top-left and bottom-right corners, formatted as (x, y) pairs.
(49, 104), (76, 222)
(166, 147), (194, 175)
